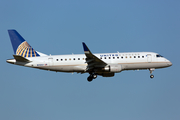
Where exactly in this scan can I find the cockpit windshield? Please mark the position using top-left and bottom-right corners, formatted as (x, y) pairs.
(156, 54), (163, 58)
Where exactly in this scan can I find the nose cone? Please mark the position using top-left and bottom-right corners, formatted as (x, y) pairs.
(167, 61), (172, 67)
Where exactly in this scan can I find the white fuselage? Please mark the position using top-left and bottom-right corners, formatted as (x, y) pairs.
(7, 52), (172, 74)
(6, 30), (172, 80)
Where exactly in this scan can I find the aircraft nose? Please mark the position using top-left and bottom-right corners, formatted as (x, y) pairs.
(167, 61), (172, 66)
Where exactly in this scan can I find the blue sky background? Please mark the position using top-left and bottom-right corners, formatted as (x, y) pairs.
(0, 0), (180, 120)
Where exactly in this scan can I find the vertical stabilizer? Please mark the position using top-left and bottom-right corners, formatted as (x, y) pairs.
(8, 30), (40, 57)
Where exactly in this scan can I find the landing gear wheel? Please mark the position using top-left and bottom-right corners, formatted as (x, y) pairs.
(87, 73), (98, 82)
(150, 74), (154, 79)
(149, 68), (155, 79)
(93, 74), (97, 79)
(87, 76), (93, 82)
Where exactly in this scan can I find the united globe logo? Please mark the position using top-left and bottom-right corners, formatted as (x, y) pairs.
(16, 41), (40, 57)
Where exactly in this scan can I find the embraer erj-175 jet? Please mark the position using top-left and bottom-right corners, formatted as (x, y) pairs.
(7, 30), (172, 82)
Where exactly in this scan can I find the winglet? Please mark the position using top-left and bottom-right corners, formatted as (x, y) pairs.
(82, 42), (107, 69)
(82, 42), (90, 53)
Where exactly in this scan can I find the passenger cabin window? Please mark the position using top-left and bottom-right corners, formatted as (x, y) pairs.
(142, 56), (144, 58)
(56, 59), (58, 61)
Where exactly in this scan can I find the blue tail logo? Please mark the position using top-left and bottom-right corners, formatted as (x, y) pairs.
(8, 30), (40, 57)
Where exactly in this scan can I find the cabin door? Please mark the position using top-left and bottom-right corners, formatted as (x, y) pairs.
(147, 54), (152, 63)
(48, 58), (53, 66)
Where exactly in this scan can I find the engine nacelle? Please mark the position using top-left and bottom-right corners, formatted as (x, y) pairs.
(102, 72), (114, 77)
(104, 64), (122, 73)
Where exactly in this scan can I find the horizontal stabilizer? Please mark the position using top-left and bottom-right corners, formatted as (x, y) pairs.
(13, 55), (31, 62)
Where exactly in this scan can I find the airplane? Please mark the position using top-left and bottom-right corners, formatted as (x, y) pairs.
(6, 30), (172, 82)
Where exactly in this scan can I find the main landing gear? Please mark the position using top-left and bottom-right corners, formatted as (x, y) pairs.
(149, 68), (155, 79)
(87, 73), (97, 82)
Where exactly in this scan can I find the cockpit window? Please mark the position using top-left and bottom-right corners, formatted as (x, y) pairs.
(156, 54), (163, 57)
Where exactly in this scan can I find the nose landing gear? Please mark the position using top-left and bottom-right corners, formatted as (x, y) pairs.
(150, 74), (154, 78)
(149, 68), (155, 79)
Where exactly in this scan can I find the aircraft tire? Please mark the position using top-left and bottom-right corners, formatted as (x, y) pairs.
(150, 75), (154, 79)
(87, 76), (93, 82)
(93, 74), (97, 79)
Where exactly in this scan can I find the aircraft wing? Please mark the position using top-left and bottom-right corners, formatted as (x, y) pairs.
(82, 42), (107, 71)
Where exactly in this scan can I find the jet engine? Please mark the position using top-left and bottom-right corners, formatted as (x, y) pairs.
(103, 64), (122, 73)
